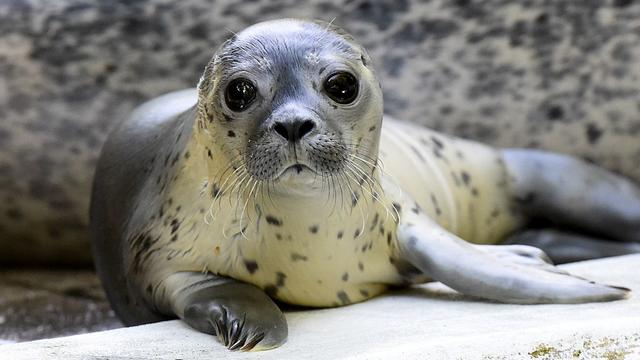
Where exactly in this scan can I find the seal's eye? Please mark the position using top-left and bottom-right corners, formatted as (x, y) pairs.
(225, 78), (256, 112)
(323, 72), (359, 104)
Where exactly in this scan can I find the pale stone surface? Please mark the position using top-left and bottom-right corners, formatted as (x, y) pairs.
(2, 255), (640, 360)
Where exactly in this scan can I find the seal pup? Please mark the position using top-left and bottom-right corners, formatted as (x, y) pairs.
(90, 19), (638, 351)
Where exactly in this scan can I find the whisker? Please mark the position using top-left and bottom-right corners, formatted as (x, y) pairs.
(239, 179), (259, 240)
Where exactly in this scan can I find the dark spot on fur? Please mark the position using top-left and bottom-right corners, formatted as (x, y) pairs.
(276, 272), (287, 287)
(368, 125), (376, 132)
(211, 184), (221, 198)
(207, 149), (213, 159)
(354, 228), (361, 238)
(431, 136), (444, 149)
(387, 232), (392, 245)
(227, 130), (236, 137)
(266, 215), (282, 226)
(171, 153), (180, 167)
(170, 219), (180, 234)
(411, 203), (421, 214)
(358, 262), (364, 271)
(291, 253), (308, 261)
(245, 260), (259, 274)
(359, 289), (369, 297)
(309, 225), (319, 234)
(392, 202), (402, 214)
(337, 290), (350, 305)
(430, 194), (442, 215)
(370, 213), (379, 231)
(351, 192), (359, 207)
(410, 145), (426, 162)
(342, 272), (349, 281)
(223, 114), (233, 122)
(461, 171), (471, 186)
(337, 231), (344, 239)
(170, 234), (178, 242)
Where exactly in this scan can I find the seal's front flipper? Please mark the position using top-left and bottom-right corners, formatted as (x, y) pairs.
(161, 272), (287, 351)
(396, 219), (630, 304)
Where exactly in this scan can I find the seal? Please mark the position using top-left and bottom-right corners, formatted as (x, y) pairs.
(90, 19), (639, 351)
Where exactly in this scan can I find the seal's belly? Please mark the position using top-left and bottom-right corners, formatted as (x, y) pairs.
(190, 201), (405, 307)
(379, 118), (524, 244)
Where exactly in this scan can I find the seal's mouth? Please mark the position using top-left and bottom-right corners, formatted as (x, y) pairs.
(276, 163), (317, 182)
(286, 164), (309, 174)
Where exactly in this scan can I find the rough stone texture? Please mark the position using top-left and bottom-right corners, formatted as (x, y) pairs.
(1, 0), (639, 265)
(1, 255), (639, 359)
(0, 270), (122, 343)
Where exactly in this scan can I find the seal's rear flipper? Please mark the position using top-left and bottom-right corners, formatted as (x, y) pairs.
(503, 229), (640, 264)
(502, 149), (640, 244)
(396, 217), (630, 304)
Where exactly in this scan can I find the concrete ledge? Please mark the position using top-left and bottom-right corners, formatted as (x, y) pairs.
(2, 255), (640, 359)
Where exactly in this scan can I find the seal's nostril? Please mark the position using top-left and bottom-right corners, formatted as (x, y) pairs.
(273, 122), (290, 140)
(297, 120), (315, 139)
(273, 120), (315, 142)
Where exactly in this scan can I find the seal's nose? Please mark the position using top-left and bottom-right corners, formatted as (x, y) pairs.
(273, 119), (315, 142)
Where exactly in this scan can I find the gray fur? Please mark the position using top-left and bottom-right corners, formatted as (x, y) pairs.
(90, 90), (196, 325)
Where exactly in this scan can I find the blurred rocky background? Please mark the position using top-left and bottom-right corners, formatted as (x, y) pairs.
(0, 0), (639, 342)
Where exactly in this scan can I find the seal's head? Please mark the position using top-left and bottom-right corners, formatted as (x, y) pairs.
(197, 19), (382, 198)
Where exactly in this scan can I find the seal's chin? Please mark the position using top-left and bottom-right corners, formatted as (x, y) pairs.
(274, 163), (320, 191)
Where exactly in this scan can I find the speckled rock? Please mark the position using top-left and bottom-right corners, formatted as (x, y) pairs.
(0, 270), (122, 342)
(1, 0), (639, 265)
